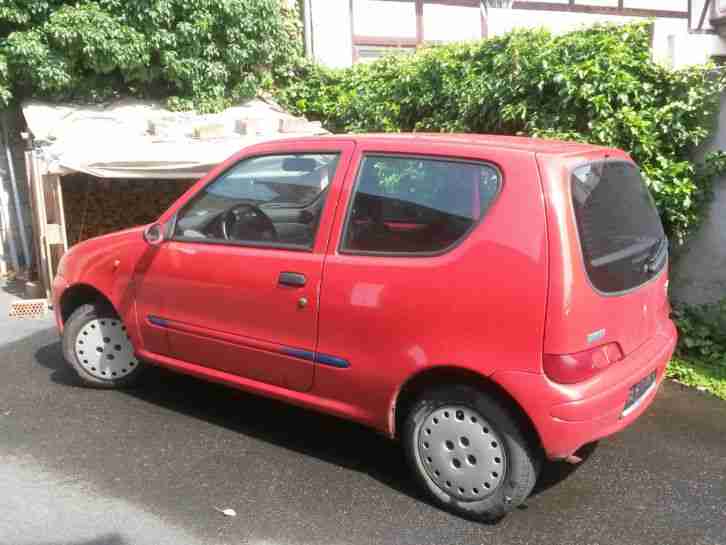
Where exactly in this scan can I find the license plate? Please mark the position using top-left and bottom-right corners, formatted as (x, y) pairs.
(622, 371), (656, 417)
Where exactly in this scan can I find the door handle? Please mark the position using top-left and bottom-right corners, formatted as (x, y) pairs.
(278, 272), (306, 287)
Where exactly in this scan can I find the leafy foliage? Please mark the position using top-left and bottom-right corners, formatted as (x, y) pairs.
(0, 0), (302, 112)
(277, 22), (726, 243)
(669, 298), (726, 400)
(672, 299), (726, 366)
(667, 357), (726, 400)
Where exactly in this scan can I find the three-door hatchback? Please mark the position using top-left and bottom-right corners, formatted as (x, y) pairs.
(53, 134), (677, 520)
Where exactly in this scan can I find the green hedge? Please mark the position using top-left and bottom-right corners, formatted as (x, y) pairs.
(0, 0), (302, 112)
(277, 22), (726, 244)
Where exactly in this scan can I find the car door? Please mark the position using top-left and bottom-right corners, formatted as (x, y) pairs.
(139, 139), (355, 392)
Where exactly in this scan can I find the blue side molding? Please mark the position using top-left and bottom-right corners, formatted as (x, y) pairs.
(145, 317), (349, 369)
(315, 353), (350, 369)
(148, 315), (168, 327)
(282, 347), (316, 362)
(278, 347), (350, 368)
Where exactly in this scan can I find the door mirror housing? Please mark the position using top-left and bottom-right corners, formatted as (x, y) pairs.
(143, 223), (166, 245)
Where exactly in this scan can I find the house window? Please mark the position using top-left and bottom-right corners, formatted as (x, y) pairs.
(512, 0), (688, 16)
(355, 46), (416, 64)
(351, 0), (485, 63)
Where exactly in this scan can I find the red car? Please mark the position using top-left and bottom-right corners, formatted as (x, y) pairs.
(53, 134), (676, 520)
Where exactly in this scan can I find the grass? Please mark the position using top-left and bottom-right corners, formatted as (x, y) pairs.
(668, 299), (726, 401)
(666, 356), (726, 400)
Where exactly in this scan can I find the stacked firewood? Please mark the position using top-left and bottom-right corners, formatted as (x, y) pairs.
(61, 174), (194, 246)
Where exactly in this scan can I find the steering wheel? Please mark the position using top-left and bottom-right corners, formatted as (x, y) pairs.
(221, 203), (278, 242)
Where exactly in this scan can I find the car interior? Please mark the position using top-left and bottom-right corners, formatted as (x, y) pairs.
(174, 154), (338, 247)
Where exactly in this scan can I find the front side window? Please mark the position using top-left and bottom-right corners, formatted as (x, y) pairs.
(174, 153), (340, 248)
(571, 161), (667, 293)
(342, 155), (501, 254)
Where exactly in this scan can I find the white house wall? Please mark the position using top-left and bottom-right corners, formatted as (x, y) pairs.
(422, 3), (482, 42)
(487, 8), (718, 69)
(671, 89), (726, 304)
(353, 0), (417, 38)
(309, 0), (354, 69)
(308, 1), (721, 70)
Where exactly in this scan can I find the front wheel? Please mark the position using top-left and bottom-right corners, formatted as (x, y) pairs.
(402, 385), (541, 521)
(62, 304), (145, 388)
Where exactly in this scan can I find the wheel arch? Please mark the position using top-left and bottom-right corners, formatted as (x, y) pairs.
(59, 283), (116, 324)
(391, 366), (543, 454)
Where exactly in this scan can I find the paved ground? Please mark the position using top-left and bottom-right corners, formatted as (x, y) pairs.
(1, 282), (725, 545)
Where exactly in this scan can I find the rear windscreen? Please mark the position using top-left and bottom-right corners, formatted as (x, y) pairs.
(571, 161), (666, 294)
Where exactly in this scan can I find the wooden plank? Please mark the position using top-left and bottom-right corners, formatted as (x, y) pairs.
(41, 173), (59, 293)
(24, 151), (45, 290)
(54, 174), (69, 251)
(45, 173), (67, 281)
(27, 153), (51, 300)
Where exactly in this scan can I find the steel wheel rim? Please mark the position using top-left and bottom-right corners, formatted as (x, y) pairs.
(418, 405), (507, 502)
(75, 318), (137, 380)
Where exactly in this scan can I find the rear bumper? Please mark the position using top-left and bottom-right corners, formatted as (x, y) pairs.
(492, 319), (677, 460)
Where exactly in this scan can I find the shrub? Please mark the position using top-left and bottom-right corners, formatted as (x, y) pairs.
(277, 22), (726, 243)
(672, 299), (726, 366)
(0, 0), (302, 112)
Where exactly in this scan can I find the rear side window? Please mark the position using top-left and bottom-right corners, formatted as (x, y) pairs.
(342, 155), (500, 254)
(571, 161), (666, 294)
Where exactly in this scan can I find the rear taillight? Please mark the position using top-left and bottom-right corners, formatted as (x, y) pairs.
(543, 343), (624, 384)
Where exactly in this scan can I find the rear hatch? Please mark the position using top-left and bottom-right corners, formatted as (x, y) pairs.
(541, 154), (671, 373)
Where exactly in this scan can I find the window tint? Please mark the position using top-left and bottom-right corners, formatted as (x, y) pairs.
(174, 153), (340, 248)
(342, 155), (500, 254)
(571, 161), (666, 293)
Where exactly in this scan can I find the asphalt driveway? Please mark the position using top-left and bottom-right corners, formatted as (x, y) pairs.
(1, 287), (725, 545)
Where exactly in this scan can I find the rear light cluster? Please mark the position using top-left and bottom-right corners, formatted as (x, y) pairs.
(543, 343), (624, 384)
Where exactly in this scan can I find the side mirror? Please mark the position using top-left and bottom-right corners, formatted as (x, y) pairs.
(143, 223), (165, 245)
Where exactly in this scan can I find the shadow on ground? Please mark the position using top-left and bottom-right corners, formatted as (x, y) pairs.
(33, 336), (588, 515)
(2, 278), (28, 297)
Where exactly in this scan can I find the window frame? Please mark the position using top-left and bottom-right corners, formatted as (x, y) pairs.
(568, 158), (668, 297)
(510, 1), (688, 19)
(350, 0), (486, 63)
(338, 152), (503, 257)
(170, 150), (344, 253)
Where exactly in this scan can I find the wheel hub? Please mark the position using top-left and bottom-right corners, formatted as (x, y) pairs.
(418, 405), (507, 501)
(75, 318), (137, 380)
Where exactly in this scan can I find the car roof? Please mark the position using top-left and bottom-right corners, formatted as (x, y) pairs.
(289, 133), (612, 156)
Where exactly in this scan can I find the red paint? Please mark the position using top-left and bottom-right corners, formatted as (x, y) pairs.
(52, 134), (676, 460)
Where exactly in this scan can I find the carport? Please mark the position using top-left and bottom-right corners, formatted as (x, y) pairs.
(21, 98), (325, 300)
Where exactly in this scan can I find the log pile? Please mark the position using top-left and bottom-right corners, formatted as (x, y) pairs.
(61, 173), (194, 246)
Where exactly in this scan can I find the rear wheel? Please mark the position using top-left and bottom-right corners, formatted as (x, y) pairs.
(403, 385), (541, 521)
(62, 304), (145, 388)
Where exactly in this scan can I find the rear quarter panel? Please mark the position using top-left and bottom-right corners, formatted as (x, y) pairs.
(537, 149), (671, 357)
(315, 141), (549, 433)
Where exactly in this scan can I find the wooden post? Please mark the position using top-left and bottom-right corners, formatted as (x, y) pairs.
(25, 152), (51, 299)
(24, 151), (44, 284)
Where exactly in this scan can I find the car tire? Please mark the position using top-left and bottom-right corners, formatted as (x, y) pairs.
(402, 384), (541, 521)
(62, 304), (145, 389)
